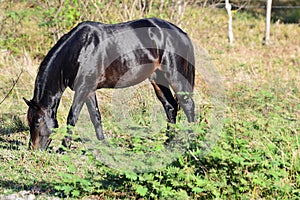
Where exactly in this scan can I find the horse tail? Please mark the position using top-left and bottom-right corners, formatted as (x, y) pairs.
(174, 39), (195, 94)
(185, 41), (195, 93)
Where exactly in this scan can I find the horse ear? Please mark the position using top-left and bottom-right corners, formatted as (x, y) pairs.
(23, 97), (40, 110)
(23, 97), (31, 107)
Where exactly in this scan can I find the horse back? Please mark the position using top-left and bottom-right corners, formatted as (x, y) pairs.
(35, 18), (194, 96)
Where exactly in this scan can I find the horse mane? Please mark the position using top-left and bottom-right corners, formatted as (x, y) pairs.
(33, 22), (92, 103)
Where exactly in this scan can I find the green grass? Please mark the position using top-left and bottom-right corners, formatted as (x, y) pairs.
(0, 1), (299, 199)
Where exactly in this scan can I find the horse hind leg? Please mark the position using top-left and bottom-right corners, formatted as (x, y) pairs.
(150, 71), (178, 124)
(150, 71), (179, 142)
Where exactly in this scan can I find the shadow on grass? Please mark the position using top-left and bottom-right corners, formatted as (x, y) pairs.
(0, 137), (25, 150)
(0, 179), (61, 197)
(0, 173), (131, 198)
(0, 114), (28, 135)
(0, 114), (28, 150)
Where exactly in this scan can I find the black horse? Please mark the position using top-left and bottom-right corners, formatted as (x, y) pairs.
(23, 18), (195, 150)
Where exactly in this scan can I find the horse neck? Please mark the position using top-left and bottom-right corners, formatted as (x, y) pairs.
(33, 74), (65, 120)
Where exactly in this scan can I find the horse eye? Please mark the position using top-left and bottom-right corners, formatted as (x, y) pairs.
(38, 116), (45, 123)
(34, 119), (42, 127)
(34, 122), (40, 127)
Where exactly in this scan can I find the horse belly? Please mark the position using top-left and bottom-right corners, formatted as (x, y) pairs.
(117, 64), (158, 88)
(100, 62), (158, 88)
(97, 41), (161, 88)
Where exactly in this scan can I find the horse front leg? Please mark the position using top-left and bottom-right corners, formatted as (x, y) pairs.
(60, 91), (86, 150)
(86, 93), (104, 140)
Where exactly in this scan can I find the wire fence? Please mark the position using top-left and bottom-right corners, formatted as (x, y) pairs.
(211, 4), (300, 9)
(207, 1), (300, 10)
(242, 5), (300, 9)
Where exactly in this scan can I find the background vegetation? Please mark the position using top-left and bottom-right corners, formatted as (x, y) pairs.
(0, 0), (299, 199)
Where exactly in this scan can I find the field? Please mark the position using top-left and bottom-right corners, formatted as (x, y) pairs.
(0, 1), (299, 199)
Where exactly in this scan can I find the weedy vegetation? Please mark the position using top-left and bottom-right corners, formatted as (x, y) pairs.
(0, 0), (299, 199)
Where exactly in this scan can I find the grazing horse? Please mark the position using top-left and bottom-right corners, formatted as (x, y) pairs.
(23, 18), (195, 150)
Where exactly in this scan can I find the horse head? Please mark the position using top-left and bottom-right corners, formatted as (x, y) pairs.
(23, 98), (53, 150)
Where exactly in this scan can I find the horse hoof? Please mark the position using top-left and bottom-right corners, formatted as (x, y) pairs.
(56, 147), (66, 154)
(96, 134), (105, 140)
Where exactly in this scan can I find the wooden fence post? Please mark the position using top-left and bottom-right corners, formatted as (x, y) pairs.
(264, 0), (273, 45)
(225, 0), (234, 45)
